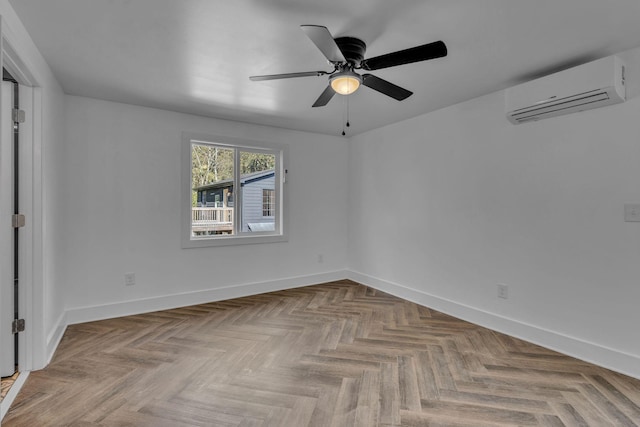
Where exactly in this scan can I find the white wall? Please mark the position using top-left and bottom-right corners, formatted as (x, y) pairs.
(62, 96), (348, 321)
(348, 47), (640, 378)
(0, 0), (66, 370)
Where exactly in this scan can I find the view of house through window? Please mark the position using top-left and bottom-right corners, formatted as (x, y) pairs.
(190, 141), (278, 238)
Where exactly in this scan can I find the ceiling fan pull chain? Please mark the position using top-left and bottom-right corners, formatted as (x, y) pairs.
(346, 95), (351, 128)
(341, 96), (347, 136)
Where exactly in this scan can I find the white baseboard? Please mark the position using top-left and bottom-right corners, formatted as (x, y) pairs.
(347, 269), (640, 380)
(65, 270), (348, 326)
(45, 311), (68, 366)
(1, 371), (29, 421)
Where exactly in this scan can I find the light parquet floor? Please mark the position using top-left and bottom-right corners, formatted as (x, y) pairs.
(4, 280), (640, 426)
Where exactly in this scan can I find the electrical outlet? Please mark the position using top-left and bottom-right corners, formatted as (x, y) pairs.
(124, 272), (136, 286)
(624, 204), (640, 222)
(497, 283), (509, 299)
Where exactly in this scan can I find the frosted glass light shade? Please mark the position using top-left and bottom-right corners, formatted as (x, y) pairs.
(330, 71), (362, 95)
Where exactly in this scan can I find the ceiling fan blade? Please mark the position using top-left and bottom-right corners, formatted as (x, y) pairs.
(250, 71), (329, 81)
(362, 74), (412, 101)
(301, 25), (346, 63)
(312, 85), (336, 107)
(361, 40), (447, 71)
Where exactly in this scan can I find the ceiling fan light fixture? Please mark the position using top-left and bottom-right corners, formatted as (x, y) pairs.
(330, 70), (362, 95)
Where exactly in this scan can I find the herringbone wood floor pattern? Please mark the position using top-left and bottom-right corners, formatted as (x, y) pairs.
(4, 281), (640, 426)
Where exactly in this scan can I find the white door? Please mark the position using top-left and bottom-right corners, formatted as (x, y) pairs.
(1, 80), (16, 377)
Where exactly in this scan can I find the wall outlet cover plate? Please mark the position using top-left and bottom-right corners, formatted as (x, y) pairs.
(624, 204), (640, 222)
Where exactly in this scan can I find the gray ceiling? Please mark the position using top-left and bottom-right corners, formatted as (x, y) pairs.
(9, 0), (640, 136)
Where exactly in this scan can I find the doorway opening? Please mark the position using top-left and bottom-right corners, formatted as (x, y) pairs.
(0, 68), (22, 399)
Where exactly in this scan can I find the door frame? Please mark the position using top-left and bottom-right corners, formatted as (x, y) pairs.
(1, 19), (43, 375)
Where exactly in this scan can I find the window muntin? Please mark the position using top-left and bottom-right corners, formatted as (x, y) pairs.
(182, 133), (287, 247)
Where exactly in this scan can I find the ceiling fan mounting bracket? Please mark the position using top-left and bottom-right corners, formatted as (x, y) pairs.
(334, 37), (367, 67)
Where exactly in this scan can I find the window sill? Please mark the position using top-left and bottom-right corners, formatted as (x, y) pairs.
(182, 233), (288, 248)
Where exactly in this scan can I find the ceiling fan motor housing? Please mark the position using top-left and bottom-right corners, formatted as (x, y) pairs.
(335, 37), (367, 67)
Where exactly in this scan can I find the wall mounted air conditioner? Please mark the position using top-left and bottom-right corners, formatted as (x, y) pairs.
(505, 55), (625, 124)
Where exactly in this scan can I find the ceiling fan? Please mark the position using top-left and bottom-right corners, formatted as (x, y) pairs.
(249, 25), (447, 107)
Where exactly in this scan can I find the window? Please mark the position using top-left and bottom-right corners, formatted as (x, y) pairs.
(182, 133), (288, 247)
(262, 189), (275, 217)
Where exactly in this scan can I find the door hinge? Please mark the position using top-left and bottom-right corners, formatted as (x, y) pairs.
(12, 108), (26, 124)
(12, 319), (25, 334)
(12, 213), (26, 228)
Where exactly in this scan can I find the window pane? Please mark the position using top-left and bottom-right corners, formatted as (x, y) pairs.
(191, 144), (235, 237)
(239, 151), (276, 232)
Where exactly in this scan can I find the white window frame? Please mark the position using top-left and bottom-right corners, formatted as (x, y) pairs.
(181, 132), (288, 248)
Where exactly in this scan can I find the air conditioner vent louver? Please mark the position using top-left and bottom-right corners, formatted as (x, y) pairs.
(506, 56), (625, 125)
